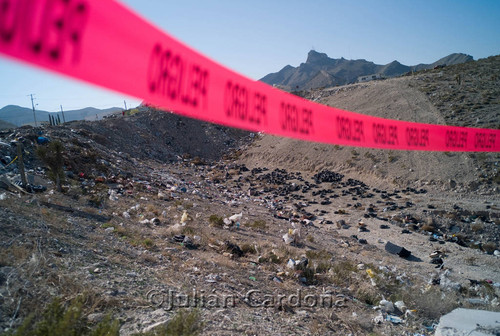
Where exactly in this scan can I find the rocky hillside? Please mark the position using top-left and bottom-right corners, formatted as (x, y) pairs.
(242, 55), (499, 195)
(260, 50), (473, 90)
(70, 107), (250, 163)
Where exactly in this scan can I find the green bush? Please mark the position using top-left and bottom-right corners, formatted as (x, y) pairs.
(3, 297), (120, 336)
(137, 309), (203, 336)
(240, 244), (257, 255)
(36, 141), (65, 192)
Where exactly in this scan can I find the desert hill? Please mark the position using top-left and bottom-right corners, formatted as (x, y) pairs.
(241, 55), (500, 194)
(0, 105), (123, 126)
(260, 50), (473, 90)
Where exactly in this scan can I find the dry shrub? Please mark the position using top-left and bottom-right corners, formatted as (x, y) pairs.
(421, 224), (435, 232)
(305, 249), (331, 260)
(470, 222), (484, 232)
(145, 204), (161, 216)
(482, 242), (497, 254)
(392, 287), (459, 322)
(162, 309), (203, 336)
(208, 215), (224, 228)
(465, 256), (477, 266)
(314, 261), (331, 274)
(356, 287), (379, 306)
(329, 260), (358, 286)
(140, 253), (159, 265)
(240, 243), (257, 255)
(245, 220), (267, 230)
(260, 251), (280, 264)
(158, 224), (184, 237)
(5, 296), (120, 336)
(142, 238), (155, 249)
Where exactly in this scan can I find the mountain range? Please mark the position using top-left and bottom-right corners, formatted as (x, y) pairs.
(260, 51), (473, 90)
(0, 105), (123, 128)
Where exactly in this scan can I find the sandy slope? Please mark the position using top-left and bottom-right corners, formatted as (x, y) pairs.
(239, 76), (497, 195)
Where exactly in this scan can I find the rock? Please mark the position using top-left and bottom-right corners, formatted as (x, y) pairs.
(87, 313), (104, 324)
(104, 227), (114, 233)
(449, 179), (457, 189)
(434, 308), (500, 336)
(336, 219), (344, 229)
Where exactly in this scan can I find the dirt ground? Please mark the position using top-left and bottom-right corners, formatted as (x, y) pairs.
(0, 57), (499, 336)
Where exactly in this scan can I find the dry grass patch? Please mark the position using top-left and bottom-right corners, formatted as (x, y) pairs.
(470, 222), (484, 232)
(482, 241), (497, 254)
(208, 215), (224, 228)
(329, 260), (358, 286)
(245, 220), (267, 230)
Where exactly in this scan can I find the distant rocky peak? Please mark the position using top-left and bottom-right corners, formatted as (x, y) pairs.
(306, 50), (330, 64)
(260, 50), (475, 90)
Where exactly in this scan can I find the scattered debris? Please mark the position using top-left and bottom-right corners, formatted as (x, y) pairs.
(385, 241), (412, 258)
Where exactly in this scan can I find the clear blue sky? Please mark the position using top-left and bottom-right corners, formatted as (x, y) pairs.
(0, 0), (499, 112)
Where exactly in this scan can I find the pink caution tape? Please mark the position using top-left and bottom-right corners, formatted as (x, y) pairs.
(0, 0), (498, 152)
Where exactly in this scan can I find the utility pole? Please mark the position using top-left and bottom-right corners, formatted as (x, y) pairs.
(60, 105), (66, 123)
(16, 143), (27, 188)
(124, 100), (128, 110)
(29, 94), (37, 127)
